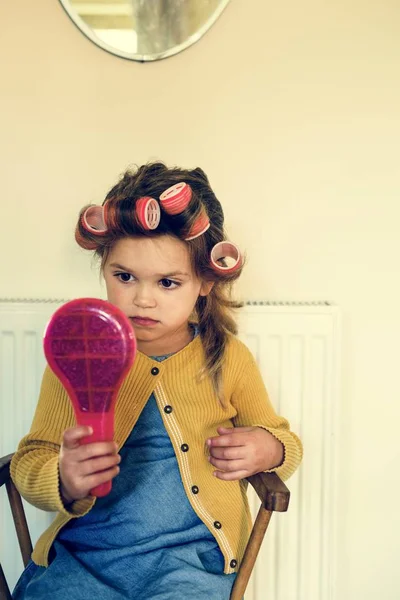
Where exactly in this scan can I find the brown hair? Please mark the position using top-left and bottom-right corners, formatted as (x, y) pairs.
(75, 162), (244, 405)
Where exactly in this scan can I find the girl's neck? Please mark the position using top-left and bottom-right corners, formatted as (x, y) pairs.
(137, 323), (195, 357)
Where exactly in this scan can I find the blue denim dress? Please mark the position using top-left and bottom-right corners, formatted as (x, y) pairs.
(13, 351), (236, 600)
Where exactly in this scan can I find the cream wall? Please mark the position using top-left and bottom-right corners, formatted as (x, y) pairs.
(1, 0), (400, 598)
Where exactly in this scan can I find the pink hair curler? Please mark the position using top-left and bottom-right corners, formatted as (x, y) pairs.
(185, 210), (210, 241)
(136, 197), (161, 230)
(159, 182), (192, 215)
(210, 241), (242, 274)
(43, 298), (137, 497)
(82, 198), (161, 234)
(81, 205), (108, 235)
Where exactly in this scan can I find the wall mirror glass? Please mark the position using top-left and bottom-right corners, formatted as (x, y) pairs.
(59, 0), (231, 62)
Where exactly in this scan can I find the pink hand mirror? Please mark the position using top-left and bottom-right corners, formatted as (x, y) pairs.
(43, 298), (137, 497)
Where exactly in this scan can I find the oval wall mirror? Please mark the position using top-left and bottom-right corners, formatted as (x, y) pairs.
(59, 0), (231, 62)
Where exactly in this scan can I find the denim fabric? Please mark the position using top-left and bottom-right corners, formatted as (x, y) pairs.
(13, 348), (236, 599)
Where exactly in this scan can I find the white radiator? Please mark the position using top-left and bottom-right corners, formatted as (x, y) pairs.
(0, 300), (341, 599)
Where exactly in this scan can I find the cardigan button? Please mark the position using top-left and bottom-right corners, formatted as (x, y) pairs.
(213, 521), (222, 529)
(151, 367), (159, 375)
(181, 444), (189, 452)
(164, 405), (173, 414)
(191, 486), (199, 494)
(230, 559), (237, 569)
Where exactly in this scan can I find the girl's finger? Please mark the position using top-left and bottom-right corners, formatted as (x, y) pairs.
(74, 441), (119, 461)
(213, 469), (249, 481)
(85, 466), (120, 493)
(81, 454), (121, 476)
(62, 426), (93, 450)
(208, 456), (245, 472)
(209, 446), (244, 460)
(207, 433), (246, 448)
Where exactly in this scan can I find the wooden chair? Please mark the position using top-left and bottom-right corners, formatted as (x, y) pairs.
(0, 453), (290, 600)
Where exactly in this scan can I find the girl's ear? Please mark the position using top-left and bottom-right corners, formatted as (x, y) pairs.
(199, 281), (214, 297)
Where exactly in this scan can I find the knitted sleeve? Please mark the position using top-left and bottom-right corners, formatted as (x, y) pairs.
(230, 348), (303, 481)
(10, 366), (95, 517)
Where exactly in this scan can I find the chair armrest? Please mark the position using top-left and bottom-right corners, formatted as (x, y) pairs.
(246, 472), (290, 512)
(0, 454), (13, 487)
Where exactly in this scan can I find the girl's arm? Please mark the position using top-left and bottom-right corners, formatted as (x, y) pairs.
(208, 349), (303, 482)
(234, 352), (303, 480)
(10, 366), (95, 517)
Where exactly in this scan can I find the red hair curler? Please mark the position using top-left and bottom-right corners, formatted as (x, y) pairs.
(136, 197), (161, 230)
(185, 210), (210, 241)
(159, 182), (192, 215)
(210, 241), (242, 274)
(43, 298), (137, 497)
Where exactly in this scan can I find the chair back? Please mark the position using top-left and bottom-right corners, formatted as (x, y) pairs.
(0, 454), (33, 600)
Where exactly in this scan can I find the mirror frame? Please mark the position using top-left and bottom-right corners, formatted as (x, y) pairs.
(58, 0), (231, 62)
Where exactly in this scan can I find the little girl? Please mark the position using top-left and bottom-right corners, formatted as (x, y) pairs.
(11, 162), (303, 600)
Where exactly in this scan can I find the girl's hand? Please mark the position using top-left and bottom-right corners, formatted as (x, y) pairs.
(206, 426), (284, 481)
(59, 426), (121, 504)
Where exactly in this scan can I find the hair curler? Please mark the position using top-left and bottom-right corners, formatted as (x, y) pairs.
(43, 298), (137, 497)
(81, 205), (108, 235)
(135, 197), (161, 230)
(159, 182), (192, 215)
(210, 241), (242, 274)
(185, 210), (210, 241)
(82, 198), (161, 235)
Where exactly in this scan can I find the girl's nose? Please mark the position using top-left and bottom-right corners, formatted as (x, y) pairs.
(133, 286), (156, 309)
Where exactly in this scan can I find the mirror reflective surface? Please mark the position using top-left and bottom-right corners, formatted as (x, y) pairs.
(59, 0), (231, 61)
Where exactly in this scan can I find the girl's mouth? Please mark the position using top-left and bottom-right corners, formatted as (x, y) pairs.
(130, 316), (159, 327)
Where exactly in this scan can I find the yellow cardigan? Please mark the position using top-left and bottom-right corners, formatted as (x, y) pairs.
(11, 333), (303, 575)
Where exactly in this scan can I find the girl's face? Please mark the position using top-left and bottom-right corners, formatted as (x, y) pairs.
(103, 235), (212, 356)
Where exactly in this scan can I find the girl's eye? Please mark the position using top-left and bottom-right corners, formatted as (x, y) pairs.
(115, 272), (134, 283)
(160, 278), (180, 289)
